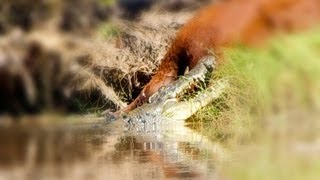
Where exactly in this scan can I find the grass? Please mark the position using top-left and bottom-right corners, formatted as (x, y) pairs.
(189, 29), (320, 179)
(95, 22), (120, 40)
(99, 0), (115, 6)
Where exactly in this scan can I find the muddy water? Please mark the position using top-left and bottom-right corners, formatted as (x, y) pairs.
(0, 116), (227, 180)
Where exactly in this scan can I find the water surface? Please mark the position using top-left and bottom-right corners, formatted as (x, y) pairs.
(0, 115), (227, 180)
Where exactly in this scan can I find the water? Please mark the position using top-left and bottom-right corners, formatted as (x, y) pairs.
(0, 116), (227, 180)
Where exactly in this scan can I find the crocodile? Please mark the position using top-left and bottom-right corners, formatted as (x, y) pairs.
(106, 56), (229, 131)
(102, 56), (230, 177)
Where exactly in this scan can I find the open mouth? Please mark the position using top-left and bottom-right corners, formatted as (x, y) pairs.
(115, 56), (228, 129)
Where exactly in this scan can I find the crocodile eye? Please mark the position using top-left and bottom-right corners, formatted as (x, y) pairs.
(122, 115), (130, 123)
(127, 118), (133, 124)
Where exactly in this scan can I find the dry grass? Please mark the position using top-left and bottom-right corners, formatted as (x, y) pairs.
(74, 10), (195, 109)
(0, 7), (196, 112)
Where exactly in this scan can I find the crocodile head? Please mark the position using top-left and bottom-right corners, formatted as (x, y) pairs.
(106, 56), (229, 130)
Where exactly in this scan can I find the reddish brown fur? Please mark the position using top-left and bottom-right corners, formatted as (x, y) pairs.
(122, 0), (320, 112)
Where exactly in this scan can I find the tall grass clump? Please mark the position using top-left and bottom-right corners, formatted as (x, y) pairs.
(191, 28), (320, 144)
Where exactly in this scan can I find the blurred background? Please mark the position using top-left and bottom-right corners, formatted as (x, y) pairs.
(0, 0), (320, 180)
(0, 0), (211, 117)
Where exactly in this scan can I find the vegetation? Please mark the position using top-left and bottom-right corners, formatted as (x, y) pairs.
(1, 1), (319, 178)
(190, 28), (320, 179)
(100, 0), (115, 6)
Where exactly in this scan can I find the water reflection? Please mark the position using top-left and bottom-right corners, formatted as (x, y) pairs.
(0, 116), (226, 179)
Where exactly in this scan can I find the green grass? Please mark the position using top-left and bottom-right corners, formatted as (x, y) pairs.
(95, 22), (120, 40)
(99, 0), (115, 6)
(190, 29), (320, 179)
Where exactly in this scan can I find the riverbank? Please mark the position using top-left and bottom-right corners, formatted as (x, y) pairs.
(192, 28), (320, 179)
